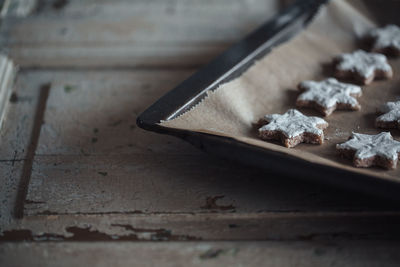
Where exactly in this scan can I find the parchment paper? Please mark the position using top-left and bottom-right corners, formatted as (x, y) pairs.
(161, 0), (400, 181)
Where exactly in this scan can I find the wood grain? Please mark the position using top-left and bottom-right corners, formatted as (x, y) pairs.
(29, 69), (196, 156)
(3, 212), (400, 241)
(25, 154), (399, 216)
(0, 70), (43, 159)
(2, 241), (400, 267)
(0, 162), (23, 226)
(0, 0), (280, 67)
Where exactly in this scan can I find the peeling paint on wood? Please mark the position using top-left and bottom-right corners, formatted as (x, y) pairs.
(1, 0), (400, 264)
(3, 212), (400, 242)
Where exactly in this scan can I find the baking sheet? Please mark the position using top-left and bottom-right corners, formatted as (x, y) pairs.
(161, 0), (400, 181)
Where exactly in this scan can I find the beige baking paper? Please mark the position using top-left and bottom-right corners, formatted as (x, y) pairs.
(161, 0), (400, 181)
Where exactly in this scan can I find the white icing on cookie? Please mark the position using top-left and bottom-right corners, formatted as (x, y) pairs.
(368, 24), (400, 51)
(259, 109), (328, 138)
(336, 132), (400, 161)
(377, 101), (400, 126)
(335, 50), (392, 78)
(298, 78), (362, 110)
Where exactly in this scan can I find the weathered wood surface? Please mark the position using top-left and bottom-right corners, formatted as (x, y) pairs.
(0, 0), (281, 68)
(2, 212), (400, 242)
(2, 241), (400, 267)
(0, 162), (23, 226)
(1, 0), (400, 265)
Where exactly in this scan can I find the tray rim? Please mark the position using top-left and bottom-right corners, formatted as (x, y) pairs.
(137, 0), (400, 201)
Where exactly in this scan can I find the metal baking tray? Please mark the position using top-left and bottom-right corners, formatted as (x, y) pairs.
(137, 0), (400, 201)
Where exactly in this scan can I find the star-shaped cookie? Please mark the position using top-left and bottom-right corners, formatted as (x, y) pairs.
(296, 78), (362, 116)
(336, 132), (400, 169)
(366, 24), (400, 56)
(258, 109), (328, 148)
(333, 50), (393, 85)
(376, 101), (400, 129)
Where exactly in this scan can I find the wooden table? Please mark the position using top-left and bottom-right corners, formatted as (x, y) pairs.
(1, 0), (400, 266)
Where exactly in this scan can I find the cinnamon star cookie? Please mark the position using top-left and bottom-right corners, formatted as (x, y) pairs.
(366, 24), (400, 56)
(333, 50), (393, 85)
(297, 78), (362, 116)
(258, 109), (328, 148)
(336, 132), (400, 169)
(376, 101), (400, 129)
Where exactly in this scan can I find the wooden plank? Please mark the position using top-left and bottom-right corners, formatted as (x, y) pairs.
(0, 161), (23, 227)
(34, 0), (281, 17)
(0, 67), (45, 224)
(2, 241), (400, 267)
(0, 69), (43, 159)
(4, 0), (279, 44)
(0, 0), (281, 67)
(0, 70), (51, 221)
(2, 212), (400, 241)
(6, 45), (228, 68)
(24, 154), (398, 215)
(27, 69), (197, 156)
